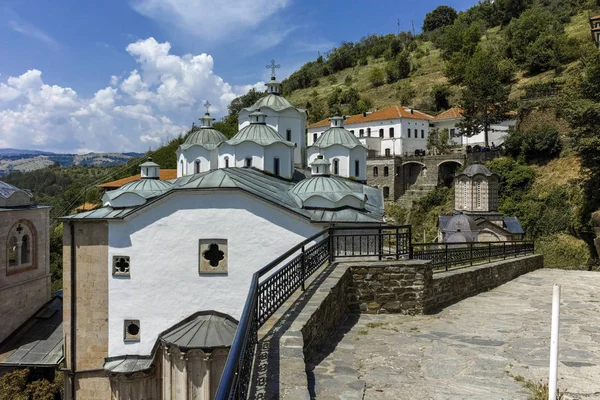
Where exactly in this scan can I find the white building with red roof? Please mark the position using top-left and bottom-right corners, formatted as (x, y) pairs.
(307, 106), (434, 157)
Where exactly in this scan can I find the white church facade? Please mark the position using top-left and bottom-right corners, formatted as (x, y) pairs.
(60, 67), (384, 400)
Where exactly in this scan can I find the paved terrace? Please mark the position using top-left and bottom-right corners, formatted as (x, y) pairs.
(308, 269), (600, 400)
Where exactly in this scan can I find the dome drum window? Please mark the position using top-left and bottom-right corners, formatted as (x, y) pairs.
(124, 320), (141, 342)
(199, 239), (228, 274)
(112, 256), (131, 277)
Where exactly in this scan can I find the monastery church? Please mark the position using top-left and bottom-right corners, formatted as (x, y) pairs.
(58, 64), (384, 399)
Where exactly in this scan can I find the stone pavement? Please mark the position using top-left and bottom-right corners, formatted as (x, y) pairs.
(307, 269), (600, 400)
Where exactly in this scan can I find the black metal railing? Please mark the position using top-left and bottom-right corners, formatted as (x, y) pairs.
(412, 240), (534, 271)
(216, 226), (532, 399)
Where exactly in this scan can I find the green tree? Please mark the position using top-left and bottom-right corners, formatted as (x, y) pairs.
(385, 51), (411, 84)
(396, 80), (416, 105)
(457, 47), (511, 147)
(430, 84), (452, 111)
(426, 128), (451, 155)
(423, 5), (458, 32)
(368, 67), (386, 88)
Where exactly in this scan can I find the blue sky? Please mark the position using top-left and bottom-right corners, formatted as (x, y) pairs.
(0, 0), (475, 153)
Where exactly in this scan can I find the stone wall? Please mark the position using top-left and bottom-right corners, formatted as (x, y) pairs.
(63, 221), (110, 400)
(366, 158), (402, 201)
(349, 260), (431, 315)
(339, 254), (542, 315)
(425, 254), (543, 313)
(0, 207), (51, 343)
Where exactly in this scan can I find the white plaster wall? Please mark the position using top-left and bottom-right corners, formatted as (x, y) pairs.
(217, 146), (235, 168)
(239, 108), (306, 166)
(230, 142), (264, 169)
(349, 147), (367, 181)
(264, 143), (293, 178)
(183, 147), (213, 174)
(107, 191), (322, 356)
(177, 153), (187, 177)
(307, 145), (350, 177)
(436, 118), (516, 146)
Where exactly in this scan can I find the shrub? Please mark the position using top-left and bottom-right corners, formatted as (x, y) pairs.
(396, 80), (416, 106)
(503, 126), (562, 162)
(344, 75), (353, 85)
(536, 233), (590, 269)
(423, 5), (458, 32)
(368, 67), (386, 88)
(386, 51), (411, 84)
(385, 203), (408, 224)
(430, 84), (452, 111)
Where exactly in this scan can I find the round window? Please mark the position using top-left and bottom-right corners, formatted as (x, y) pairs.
(127, 323), (140, 336)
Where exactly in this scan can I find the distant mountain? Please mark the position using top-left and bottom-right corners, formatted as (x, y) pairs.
(0, 149), (144, 176)
(0, 148), (56, 156)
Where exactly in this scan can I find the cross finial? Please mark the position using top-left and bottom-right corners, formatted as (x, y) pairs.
(203, 100), (212, 114)
(266, 59), (280, 78)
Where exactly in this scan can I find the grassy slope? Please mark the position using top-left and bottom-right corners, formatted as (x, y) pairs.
(286, 13), (590, 114)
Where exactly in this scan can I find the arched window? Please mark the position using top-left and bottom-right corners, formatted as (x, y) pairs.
(224, 157), (229, 168)
(6, 221), (36, 272)
(373, 166), (379, 176)
(313, 133), (317, 143)
(355, 160), (360, 177)
(245, 157), (252, 167)
(389, 127), (394, 138)
(333, 159), (339, 175)
(383, 186), (390, 198)
(274, 157), (280, 176)
(195, 160), (201, 174)
(379, 128), (384, 138)
(180, 160), (184, 175)
(367, 128), (371, 137)
(384, 166), (389, 176)
(8, 236), (17, 267)
(359, 129), (364, 137)
(21, 235), (29, 264)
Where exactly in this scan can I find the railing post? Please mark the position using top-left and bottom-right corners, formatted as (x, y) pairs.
(445, 243), (449, 271)
(408, 225), (413, 258)
(395, 227), (399, 260)
(489, 242), (492, 263)
(378, 227), (383, 261)
(469, 243), (473, 266)
(328, 228), (334, 264)
(301, 245), (306, 292)
(503, 242), (506, 259)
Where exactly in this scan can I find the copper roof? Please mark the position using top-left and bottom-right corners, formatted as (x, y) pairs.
(99, 169), (177, 189)
(432, 107), (517, 121)
(309, 106), (434, 128)
(433, 107), (464, 121)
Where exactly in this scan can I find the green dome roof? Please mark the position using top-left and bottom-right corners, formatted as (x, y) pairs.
(312, 127), (366, 149)
(290, 176), (365, 207)
(103, 179), (173, 207)
(248, 95), (300, 112)
(226, 123), (294, 147)
(181, 127), (227, 150)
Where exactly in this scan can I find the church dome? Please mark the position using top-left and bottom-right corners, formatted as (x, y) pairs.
(312, 127), (366, 149)
(102, 179), (173, 208)
(226, 114), (294, 147)
(443, 214), (479, 233)
(458, 163), (495, 177)
(251, 95), (297, 112)
(445, 231), (470, 243)
(182, 128), (227, 150)
(290, 176), (365, 209)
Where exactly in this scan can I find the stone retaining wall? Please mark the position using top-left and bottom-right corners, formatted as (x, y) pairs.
(425, 254), (543, 313)
(341, 254), (543, 315)
(350, 260), (431, 315)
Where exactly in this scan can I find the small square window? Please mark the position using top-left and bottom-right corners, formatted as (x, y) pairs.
(199, 239), (228, 274)
(124, 320), (140, 342)
(112, 256), (130, 277)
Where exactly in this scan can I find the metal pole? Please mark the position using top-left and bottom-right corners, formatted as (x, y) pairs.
(549, 284), (561, 400)
(301, 246), (306, 292)
(395, 227), (399, 260)
(488, 242), (492, 263)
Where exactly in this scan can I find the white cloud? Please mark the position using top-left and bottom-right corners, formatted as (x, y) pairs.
(0, 38), (262, 153)
(8, 20), (60, 49)
(131, 0), (290, 42)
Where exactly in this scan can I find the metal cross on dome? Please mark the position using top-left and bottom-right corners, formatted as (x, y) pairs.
(266, 59), (280, 78)
(203, 100), (212, 113)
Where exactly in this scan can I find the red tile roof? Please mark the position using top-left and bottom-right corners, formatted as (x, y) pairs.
(98, 169), (178, 189)
(75, 202), (99, 212)
(308, 106), (434, 128)
(433, 107), (464, 121)
(590, 15), (600, 20)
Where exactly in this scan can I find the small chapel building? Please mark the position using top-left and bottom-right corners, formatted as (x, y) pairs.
(59, 66), (383, 400)
(438, 164), (524, 243)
